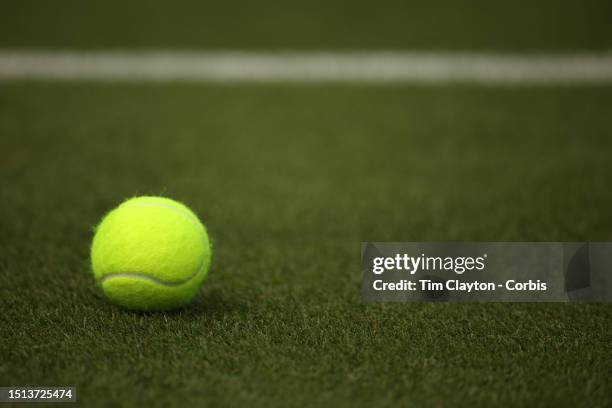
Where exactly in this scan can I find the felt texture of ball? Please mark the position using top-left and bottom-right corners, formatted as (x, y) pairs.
(91, 196), (212, 311)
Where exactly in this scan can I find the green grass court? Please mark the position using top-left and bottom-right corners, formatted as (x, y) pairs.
(1, 1), (611, 407)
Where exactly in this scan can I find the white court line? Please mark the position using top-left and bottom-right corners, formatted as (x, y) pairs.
(1, 50), (612, 84)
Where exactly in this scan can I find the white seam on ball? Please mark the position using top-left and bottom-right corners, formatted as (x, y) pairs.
(100, 261), (208, 287)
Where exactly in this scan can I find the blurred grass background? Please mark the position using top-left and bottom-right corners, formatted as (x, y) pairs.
(1, 0), (612, 51)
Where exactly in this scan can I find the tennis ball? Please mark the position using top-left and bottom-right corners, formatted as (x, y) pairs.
(91, 196), (212, 311)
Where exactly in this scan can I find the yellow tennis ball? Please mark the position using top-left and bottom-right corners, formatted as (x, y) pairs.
(91, 196), (212, 311)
